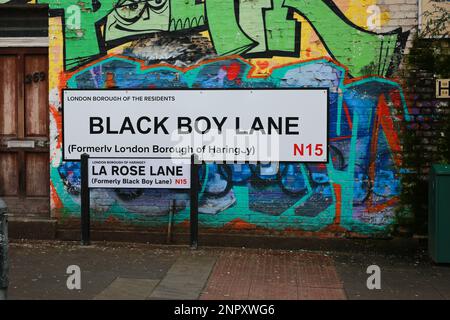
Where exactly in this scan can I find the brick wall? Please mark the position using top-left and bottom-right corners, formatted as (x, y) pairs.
(3, 0), (447, 238)
(398, 36), (450, 234)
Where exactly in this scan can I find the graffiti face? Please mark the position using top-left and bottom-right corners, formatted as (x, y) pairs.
(105, 0), (171, 42)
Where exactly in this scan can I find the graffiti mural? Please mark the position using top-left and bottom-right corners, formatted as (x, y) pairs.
(51, 55), (408, 234)
(8, 0), (407, 77)
(1, 0), (413, 235)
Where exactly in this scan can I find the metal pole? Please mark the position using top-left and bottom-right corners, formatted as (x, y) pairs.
(167, 199), (175, 244)
(80, 154), (91, 246)
(0, 199), (8, 300)
(190, 154), (199, 249)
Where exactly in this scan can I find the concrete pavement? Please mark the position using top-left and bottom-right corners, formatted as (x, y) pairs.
(6, 240), (450, 300)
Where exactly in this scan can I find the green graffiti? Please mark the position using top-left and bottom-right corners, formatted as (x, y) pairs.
(238, 0), (271, 53)
(35, 0), (405, 76)
(265, 0), (298, 53)
(39, 0), (117, 69)
(169, 0), (205, 31)
(237, 0), (298, 55)
(205, 0), (255, 55)
(284, 0), (405, 77)
(105, 0), (171, 42)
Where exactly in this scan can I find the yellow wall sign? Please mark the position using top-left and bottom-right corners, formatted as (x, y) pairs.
(436, 79), (450, 99)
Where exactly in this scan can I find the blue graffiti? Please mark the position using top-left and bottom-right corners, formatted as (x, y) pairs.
(56, 56), (409, 234)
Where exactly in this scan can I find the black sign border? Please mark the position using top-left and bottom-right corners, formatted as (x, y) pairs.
(61, 88), (330, 164)
(86, 156), (191, 190)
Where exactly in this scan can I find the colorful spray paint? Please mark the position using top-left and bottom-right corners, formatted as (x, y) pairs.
(3, 0), (415, 236)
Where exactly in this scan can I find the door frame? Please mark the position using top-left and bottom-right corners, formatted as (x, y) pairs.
(0, 37), (48, 48)
(0, 47), (50, 216)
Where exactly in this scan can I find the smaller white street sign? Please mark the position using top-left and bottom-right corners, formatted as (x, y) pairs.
(88, 158), (190, 189)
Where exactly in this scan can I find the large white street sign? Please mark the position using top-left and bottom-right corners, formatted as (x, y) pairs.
(63, 89), (328, 162)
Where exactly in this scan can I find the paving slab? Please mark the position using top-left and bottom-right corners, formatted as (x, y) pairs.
(333, 252), (449, 300)
(8, 241), (180, 300)
(297, 287), (346, 300)
(149, 255), (217, 300)
(95, 278), (160, 300)
(201, 250), (346, 300)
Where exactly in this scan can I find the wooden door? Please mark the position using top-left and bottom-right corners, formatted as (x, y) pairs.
(0, 48), (49, 218)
